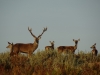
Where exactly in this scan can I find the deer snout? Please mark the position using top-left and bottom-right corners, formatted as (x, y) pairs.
(6, 46), (8, 48)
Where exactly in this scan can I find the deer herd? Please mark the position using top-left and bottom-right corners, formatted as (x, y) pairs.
(6, 27), (98, 58)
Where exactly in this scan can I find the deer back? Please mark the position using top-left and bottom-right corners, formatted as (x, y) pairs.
(57, 46), (66, 53)
(45, 46), (54, 51)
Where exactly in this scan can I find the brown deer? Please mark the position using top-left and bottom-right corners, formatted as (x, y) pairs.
(90, 43), (98, 57)
(7, 27), (47, 58)
(45, 41), (55, 51)
(6, 42), (14, 56)
(57, 39), (80, 54)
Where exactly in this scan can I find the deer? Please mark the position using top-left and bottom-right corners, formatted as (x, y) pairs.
(7, 27), (47, 58)
(6, 42), (20, 57)
(6, 42), (15, 56)
(57, 39), (80, 54)
(45, 41), (55, 51)
(90, 43), (98, 57)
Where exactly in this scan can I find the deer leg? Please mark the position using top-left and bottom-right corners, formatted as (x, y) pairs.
(27, 52), (32, 58)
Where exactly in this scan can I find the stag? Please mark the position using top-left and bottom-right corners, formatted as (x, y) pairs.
(90, 43), (98, 57)
(58, 39), (80, 54)
(45, 41), (55, 51)
(7, 27), (47, 58)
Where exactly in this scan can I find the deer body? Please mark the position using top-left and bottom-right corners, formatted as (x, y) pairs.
(92, 49), (98, 56)
(58, 46), (76, 54)
(58, 39), (80, 54)
(7, 27), (47, 57)
(45, 41), (54, 51)
(90, 43), (98, 57)
(10, 43), (38, 57)
(13, 43), (38, 53)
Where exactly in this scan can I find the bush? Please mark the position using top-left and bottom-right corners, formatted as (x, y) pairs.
(0, 50), (100, 75)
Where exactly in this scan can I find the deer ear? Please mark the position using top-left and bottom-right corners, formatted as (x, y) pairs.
(78, 39), (80, 41)
(49, 41), (51, 43)
(8, 42), (11, 44)
(73, 39), (75, 41)
(38, 37), (41, 39)
(53, 41), (54, 43)
(94, 43), (96, 45)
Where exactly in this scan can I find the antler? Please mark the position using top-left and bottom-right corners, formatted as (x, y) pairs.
(28, 27), (36, 38)
(38, 27), (47, 38)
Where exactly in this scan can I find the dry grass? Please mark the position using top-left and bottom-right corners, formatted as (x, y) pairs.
(0, 50), (100, 75)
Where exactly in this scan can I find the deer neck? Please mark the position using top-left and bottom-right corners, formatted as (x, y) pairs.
(34, 40), (38, 45)
(93, 48), (96, 50)
(32, 40), (39, 52)
(74, 44), (77, 50)
(33, 40), (39, 48)
(51, 44), (54, 49)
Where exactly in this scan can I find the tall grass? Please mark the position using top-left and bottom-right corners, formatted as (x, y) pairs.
(0, 50), (100, 75)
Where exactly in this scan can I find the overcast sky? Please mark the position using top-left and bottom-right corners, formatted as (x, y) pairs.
(0, 0), (100, 53)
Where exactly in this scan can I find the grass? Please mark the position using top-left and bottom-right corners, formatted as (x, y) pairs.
(0, 50), (100, 75)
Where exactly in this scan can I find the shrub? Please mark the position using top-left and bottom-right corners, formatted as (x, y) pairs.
(0, 50), (100, 75)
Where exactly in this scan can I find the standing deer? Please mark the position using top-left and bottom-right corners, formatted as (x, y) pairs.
(45, 41), (55, 51)
(58, 39), (80, 54)
(90, 43), (98, 57)
(6, 42), (18, 56)
(8, 27), (47, 58)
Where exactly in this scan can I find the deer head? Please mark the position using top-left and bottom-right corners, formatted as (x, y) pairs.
(28, 27), (47, 44)
(49, 41), (54, 46)
(6, 42), (13, 49)
(90, 43), (96, 49)
(6, 42), (14, 56)
(73, 39), (80, 45)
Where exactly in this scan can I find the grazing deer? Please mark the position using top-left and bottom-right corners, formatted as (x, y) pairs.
(8, 27), (47, 58)
(45, 41), (55, 51)
(90, 43), (98, 57)
(58, 39), (80, 54)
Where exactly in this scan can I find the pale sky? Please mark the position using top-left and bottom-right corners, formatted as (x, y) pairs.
(0, 0), (100, 53)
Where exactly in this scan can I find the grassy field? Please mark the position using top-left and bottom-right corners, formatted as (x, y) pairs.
(0, 50), (100, 75)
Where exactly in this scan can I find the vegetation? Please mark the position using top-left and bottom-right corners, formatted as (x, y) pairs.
(0, 50), (100, 75)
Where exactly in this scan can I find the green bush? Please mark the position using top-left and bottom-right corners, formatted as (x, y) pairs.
(0, 50), (100, 75)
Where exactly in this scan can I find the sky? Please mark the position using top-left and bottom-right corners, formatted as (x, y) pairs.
(0, 0), (100, 53)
